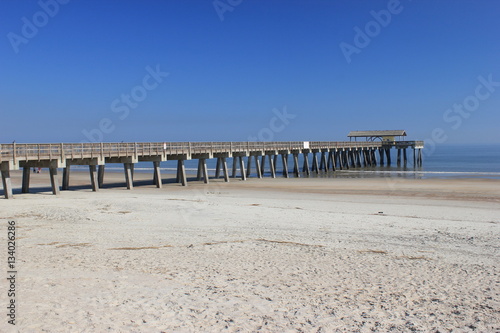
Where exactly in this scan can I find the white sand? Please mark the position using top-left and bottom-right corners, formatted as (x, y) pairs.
(0, 173), (499, 332)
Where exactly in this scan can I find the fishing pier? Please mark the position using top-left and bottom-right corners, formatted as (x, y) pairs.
(1, 131), (424, 199)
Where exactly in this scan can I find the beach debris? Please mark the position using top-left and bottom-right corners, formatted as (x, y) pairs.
(108, 245), (172, 250)
(358, 249), (387, 254)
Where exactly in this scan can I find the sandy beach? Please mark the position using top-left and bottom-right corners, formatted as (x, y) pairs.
(0, 171), (499, 332)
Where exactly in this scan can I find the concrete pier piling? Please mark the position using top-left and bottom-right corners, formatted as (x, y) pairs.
(98, 165), (105, 188)
(259, 155), (267, 178)
(200, 159), (209, 184)
(153, 161), (162, 188)
(282, 154), (289, 178)
(0, 138), (424, 198)
(215, 158), (222, 179)
(385, 149), (391, 166)
(49, 167), (60, 195)
(312, 152), (319, 174)
(417, 149), (423, 167)
(176, 160), (187, 186)
(321, 152), (328, 171)
(246, 156), (252, 178)
(232, 158), (237, 178)
(412, 148), (423, 167)
(214, 157), (230, 182)
(302, 153), (310, 175)
(62, 166), (70, 190)
(89, 165), (99, 191)
(254, 155), (262, 179)
(124, 163), (134, 190)
(221, 158), (229, 182)
(197, 160), (203, 181)
(1, 163), (13, 199)
(293, 153), (300, 177)
(268, 155), (276, 178)
(319, 152), (326, 171)
(22, 166), (30, 193)
(331, 151), (338, 171)
(337, 150), (343, 170)
(239, 156), (247, 181)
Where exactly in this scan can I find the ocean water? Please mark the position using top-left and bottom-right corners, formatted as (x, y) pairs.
(69, 144), (500, 179)
(331, 144), (500, 179)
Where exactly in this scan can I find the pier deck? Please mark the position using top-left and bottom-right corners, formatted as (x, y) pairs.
(0, 140), (424, 198)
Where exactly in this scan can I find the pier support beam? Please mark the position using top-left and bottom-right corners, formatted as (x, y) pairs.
(22, 166), (30, 193)
(221, 157), (229, 182)
(385, 149), (391, 166)
(153, 161), (162, 188)
(269, 155), (276, 178)
(312, 152), (319, 174)
(176, 160), (187, 186)
(349, 150), (356, 168)
(302, 153), (310, 175)
(328, 151), (336, 171)
(371, 149), (377, 166)
(98, 165), (105, 188)
(62, 166), (70, 190)
(319, 152), (325, 171)
(215, 158), (221, 178)
(326, 151), (332, 171)
(239, 156), (247, 181)
(337, 151), (343, 170)
(281, 154), (289, 178)
(89, 165), (99, 192)
(1, 164), (13, 199)
(397, 149), (402, 166)
(215, 158), (221, 179)
(403, 148), (408, 167)
(124, 163), (134, 190)
(246, 156), (252, 178)
(197, 160), (202, 181)
(321, 152), (328, 171)
(254, 156), (262, 179)
(199, 159), (209, 184)
(49, 167), (60, 195)
(343, 151), (349, 169)
(293, 153), (300, 177)
(232, 158), (237, 178)
(215, 157), (230, 182)
(379, 149), (384, 166)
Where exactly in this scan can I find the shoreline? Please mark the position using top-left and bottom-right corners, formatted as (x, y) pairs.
(3, 169), (500, 203)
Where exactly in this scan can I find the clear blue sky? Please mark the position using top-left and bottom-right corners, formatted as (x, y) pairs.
(1, 0), (499, 144)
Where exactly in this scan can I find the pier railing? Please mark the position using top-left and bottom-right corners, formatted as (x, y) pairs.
(0, 141), (425, 163)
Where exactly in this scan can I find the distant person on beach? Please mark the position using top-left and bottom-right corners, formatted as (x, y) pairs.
(33, 167), (36, 173)
(37, 167), (41, 173)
